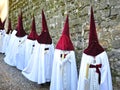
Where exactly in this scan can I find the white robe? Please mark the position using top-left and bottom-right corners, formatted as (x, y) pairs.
(14, 35), (27, 70)
(22, 41), (54, 84)
(4, 30), (17, 66)
(24, 39), (36, 68)
(50, 49), (78, 90)
(4, 32), (27, 67)
(0, 29), (6, 53)
(77, 51), (112, 90)
(4, 30), (17, 56)
(2, 33), (11, 53)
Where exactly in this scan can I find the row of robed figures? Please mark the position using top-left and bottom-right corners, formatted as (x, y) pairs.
(0, 7), (112, 90)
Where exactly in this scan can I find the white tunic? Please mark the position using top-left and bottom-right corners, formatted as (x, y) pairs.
(50, 49), (78, 90)
(22, 41), (54, 84)
(2, 33), (11, 53)
(4, 32), (27, 67)
(77, 51), (112, 90)
(14, 35), (27, 70)
(4, 30), (17, 65)
(0, 29), (6, 53)
(4, 30), (17, 56)
(24, 39), (36, 68)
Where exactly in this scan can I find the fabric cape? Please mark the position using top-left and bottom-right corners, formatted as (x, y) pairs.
(77, 7), (112, 90)
(4, 29), (17, 56)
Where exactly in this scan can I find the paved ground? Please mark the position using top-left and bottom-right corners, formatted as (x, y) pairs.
(0, 53), (49, 90)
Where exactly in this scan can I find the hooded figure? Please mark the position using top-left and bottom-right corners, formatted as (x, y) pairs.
(23, 15), (38, 68)
(22, 10), (54, 84)
(4, 11), (27, 68)
(2, 18), (12, 54)
(50, 15), (78, 90)
(14, 11), (27, 70)
(77, 7), (112, 90)
(0, 18), (6, 53)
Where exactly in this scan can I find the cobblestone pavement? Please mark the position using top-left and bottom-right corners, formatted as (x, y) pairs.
(0, 53), (49, 90)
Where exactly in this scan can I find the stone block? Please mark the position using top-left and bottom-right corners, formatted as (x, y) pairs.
(112, 40), (120, 49)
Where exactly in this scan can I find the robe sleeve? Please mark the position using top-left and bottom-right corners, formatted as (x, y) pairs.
(57, 52), (71, 67)
(61, 52), (71, 66)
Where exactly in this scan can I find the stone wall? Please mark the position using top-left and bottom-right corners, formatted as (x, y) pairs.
(9, 0), (120, 89)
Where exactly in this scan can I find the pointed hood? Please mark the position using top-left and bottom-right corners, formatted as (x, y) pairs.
(84, 7), (104, 56)
(56, 15), (74, 51)
(16, 11), (26, 37)
(37, 10), (52, 44)
(0, 18), (5, 30)
(27, 15), (38, 40)
(15, 23), (18, 31)
(6, 18), (12, 34)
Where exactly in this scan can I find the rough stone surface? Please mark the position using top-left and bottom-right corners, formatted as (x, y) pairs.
(7, 0), (120, 89)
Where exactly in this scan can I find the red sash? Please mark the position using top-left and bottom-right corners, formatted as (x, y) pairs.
(89, 64), (102, 84)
